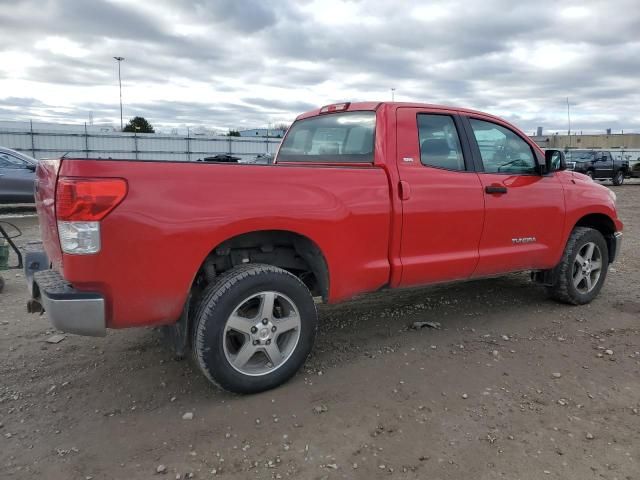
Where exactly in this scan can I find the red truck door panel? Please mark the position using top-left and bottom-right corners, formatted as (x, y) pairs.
(395, 107), (484, 286)
(462, 116), (565, 275)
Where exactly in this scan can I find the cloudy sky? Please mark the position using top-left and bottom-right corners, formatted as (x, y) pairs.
(0, 0), (639, 133)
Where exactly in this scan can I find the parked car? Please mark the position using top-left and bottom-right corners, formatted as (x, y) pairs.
(630, 156), (640, 178)
(24, 102), (623, 393)
(249, 153), (274, 164)
(202, 154), (241, 163)
(0, 147), (37, 203)
(564, 149), (629, 185)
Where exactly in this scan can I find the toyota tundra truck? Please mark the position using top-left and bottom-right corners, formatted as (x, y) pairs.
(24, 102), (623, 393)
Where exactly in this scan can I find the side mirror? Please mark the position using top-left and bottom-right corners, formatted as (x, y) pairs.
(543, 149), (566, 174)
(26, 163), (36, 171)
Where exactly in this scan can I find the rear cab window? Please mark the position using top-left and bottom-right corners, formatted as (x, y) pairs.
(277, 111), (375, 163)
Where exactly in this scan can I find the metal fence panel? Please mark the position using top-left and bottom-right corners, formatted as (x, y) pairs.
(0, 122), (281, 162)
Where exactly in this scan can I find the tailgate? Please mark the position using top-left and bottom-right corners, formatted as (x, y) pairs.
(34, 159), (63, 270)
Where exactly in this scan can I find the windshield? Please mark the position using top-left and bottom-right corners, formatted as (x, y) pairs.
(566, 151), (595, 161)
(277, 111), (375, 163)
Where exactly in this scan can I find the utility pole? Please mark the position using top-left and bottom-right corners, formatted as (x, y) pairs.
(114, 56), (125, 131)
(566, 97), (571, 148)
(391, 88), (396, 101)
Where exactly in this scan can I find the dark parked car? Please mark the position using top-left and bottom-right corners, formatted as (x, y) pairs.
(249, 153), (274, 164)
(565, 149), (629, 186)
(0, 147), (37, 203)
(201, 154), (241, 163)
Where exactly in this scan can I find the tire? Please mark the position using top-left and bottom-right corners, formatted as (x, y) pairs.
(585, 170), (595, 179)
(546, 227), (608, 305)
(612, 170), (624, 186)
(192, 264), (317, 394)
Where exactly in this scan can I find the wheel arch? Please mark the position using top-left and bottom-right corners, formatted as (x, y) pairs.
(573, 213), (617, 260)
(167, 229), (330, 357)
(194, 229), (330, 301)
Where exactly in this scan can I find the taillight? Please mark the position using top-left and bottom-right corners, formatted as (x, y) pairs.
(55, 177), (127, 255)
(56, 177), (127, 221)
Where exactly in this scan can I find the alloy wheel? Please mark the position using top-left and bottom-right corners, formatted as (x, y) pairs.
(572, 242), (603, 294)
(223, 291), (301, 376)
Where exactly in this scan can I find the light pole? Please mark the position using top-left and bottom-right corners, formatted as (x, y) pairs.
(566, 97), (572, 148)
(114, 56), (125, 131)
(391, 88), (396, 101)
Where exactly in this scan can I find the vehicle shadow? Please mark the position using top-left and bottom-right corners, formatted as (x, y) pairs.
(37, 273), (579, 409)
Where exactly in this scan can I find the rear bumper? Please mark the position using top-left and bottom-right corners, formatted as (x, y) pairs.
(28, 263), (106, 337)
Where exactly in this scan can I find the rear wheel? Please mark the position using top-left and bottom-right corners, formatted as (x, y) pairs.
(192, 264), (317, 393)
(612, 170), (625, 186)
(546, 227), (608, 305)
(585, 170), (595, 179)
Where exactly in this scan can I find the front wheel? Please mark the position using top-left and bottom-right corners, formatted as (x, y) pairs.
(612, 170), (625, 186)
(546, 227), (608, 305)
(192, 264), (317, 393)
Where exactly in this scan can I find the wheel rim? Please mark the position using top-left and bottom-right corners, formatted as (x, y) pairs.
(616, 172), (623, 183)
(223, 291), (301, 376)
(586, 171), (594, 178)
(572, 242), (603, 294)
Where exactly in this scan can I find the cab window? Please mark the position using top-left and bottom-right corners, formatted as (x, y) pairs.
(469, 119), (536, 174)
(278, 112), (375, 163)
(417, 114), (465, 171)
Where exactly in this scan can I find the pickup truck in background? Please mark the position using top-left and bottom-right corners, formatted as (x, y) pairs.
(25, 102), (623, 393)
(565, 149), (630, 185)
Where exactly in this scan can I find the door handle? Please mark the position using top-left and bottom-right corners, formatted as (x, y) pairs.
(485, 185), (507, 194)
(399, 180), (411, 200)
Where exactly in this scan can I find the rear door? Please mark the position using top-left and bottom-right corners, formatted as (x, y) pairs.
(0, 152), (35, 202)
(462, 116), (565, 275)
(396, 107), (484, 286)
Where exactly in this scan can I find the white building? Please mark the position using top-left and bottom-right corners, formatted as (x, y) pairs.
(238, 128), (286, 138)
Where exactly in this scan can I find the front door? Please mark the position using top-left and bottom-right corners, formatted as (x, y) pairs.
(594, 151), (613, 178)
(462, 116), (565, 276)
(396, 108), (484, 287)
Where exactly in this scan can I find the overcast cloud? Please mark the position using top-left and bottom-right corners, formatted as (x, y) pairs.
(0, 0), (639, 133)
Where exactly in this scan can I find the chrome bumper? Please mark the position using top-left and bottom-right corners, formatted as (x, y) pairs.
(610, 232), (623, 263)
(30, 268), (106, 337)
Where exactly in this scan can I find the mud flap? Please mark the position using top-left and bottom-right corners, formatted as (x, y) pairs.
(161, 293), (190, 359)
(531, 268), (558, 287)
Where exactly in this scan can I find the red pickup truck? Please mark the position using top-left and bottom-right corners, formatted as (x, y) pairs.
(25, 102), (623, 393)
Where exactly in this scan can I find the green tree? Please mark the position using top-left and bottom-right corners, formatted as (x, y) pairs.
(274, 123), (290, 132)
(227, 130), (240, 137)
(123, 116), (155, 133)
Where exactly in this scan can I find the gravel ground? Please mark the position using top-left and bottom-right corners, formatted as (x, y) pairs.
(1, 181), (639, 480)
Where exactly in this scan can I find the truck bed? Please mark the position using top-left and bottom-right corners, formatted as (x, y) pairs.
(36, 158), (393, 328)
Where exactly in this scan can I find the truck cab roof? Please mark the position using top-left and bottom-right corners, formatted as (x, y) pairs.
(296, 101), (506, 123)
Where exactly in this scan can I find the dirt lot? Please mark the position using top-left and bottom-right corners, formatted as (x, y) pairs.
(1, 182), (639, 480)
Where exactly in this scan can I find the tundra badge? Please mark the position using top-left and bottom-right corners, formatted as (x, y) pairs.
(512, 237), (537, 244)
